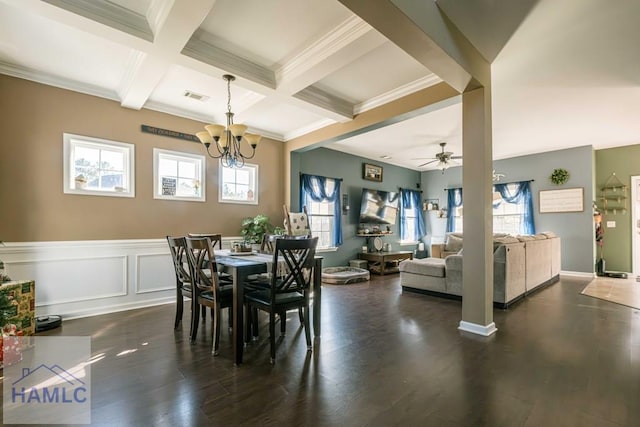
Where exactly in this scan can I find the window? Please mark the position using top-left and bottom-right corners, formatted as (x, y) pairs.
(493, 192), (525, 235)
(63, 133), (134, 197)
(308, 200), (335, 248)
(153, 149), (205, 202)
(219, 162), (258, 205)
(400, 189), (426, 242)
(300, 174), (342, 249)
(447, 182), (535, 235)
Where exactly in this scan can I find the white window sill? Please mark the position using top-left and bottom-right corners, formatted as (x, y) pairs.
(317, 246), (338, 253)
(399, 241), (419, 246)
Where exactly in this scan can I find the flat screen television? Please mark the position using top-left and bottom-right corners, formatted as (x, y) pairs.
(359, 188), (399, 224)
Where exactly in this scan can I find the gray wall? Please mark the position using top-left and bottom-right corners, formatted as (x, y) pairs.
(421, 145), (595, 274)
(291, 147), (422, 267)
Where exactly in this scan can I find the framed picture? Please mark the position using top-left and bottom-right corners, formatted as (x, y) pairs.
(363, 163), (383, 182)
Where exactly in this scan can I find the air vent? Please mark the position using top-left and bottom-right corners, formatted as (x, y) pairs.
(183, 90), (209, 102)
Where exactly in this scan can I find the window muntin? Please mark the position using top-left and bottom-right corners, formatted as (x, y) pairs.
(401, 213), (417, 243)
(219, 162), (258, 205)
(308, 200), (335, 249)
(153, 149), (205, 202)
(63, 133), (134, 197)
(452, 188), (526, 235)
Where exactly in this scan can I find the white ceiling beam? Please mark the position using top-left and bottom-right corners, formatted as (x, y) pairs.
(338, 0), (490, 92)
(275, 16), (386, 96)
(119, 0), (219, 109)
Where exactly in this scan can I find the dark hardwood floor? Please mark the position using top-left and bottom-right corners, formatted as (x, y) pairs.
(2, 275), (639, 426)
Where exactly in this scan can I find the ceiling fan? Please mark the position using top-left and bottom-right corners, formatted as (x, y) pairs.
(415, 142), (462, 170)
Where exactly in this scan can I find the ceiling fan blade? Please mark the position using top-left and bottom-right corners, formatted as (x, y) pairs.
(450, 155), (463, 159)
(418, 159), (439, 167)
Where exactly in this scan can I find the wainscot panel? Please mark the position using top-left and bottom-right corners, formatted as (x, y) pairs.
(0, 238), (239, 319)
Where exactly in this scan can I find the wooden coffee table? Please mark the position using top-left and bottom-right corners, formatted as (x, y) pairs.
(358, 251), (413, 275)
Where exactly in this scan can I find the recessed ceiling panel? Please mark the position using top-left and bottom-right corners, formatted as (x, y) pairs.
(198, 0), (352, 67)
(240, 99), (332, 138)
(148, 64), (266, 124)
(314, 41), (431, 104)
(0, 3), (132, 91)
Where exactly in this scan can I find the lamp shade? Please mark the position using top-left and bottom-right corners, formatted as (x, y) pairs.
(205, 124), (225, 139)
(196, 131), (212, 144)
(228, 124), (248, 137)
(244, 133), (261, 147)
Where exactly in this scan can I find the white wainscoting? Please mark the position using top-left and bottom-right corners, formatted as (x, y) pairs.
(0, 237), (240, 320)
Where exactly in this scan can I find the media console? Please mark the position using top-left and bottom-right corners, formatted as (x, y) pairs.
(357, 251), (413, 275)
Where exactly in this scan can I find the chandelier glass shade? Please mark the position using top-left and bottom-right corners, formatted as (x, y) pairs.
(195, 74), (261, 168)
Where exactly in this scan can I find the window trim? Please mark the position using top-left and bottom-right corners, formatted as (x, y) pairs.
(218, 161), (259, 205)
(63, 133), (135, 198)
(153, 148), (206, 202)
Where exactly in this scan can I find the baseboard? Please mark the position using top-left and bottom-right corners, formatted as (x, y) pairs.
(402, 286), (525, 309)
(458, 320), (497, 336)
(56, 297), (175, 321)
(560, 270), (595, 279)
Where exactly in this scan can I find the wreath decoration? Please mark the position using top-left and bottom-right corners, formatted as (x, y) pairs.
(550, 168), (569, 185)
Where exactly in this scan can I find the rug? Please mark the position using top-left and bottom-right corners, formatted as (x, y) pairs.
(581, 277), (640, 310)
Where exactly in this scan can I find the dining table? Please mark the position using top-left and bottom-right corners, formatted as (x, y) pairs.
(215, 250), (323, 365)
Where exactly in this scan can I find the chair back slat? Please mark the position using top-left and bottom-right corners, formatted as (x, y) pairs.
(166, 236), (190, 283)
(271, 237), (318, 296)
(185, 237), (223, 301)
(188, 233), (223, 249)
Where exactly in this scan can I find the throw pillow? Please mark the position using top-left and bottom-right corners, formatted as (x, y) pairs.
(445, 234), (463, 252)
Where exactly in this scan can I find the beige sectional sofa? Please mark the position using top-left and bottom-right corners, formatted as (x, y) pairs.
(399, 232), (561, 308)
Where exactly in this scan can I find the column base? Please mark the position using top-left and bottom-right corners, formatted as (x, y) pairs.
(458, 320), (497, 336)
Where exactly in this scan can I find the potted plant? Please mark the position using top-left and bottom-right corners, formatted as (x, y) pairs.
(240, 214), (274, 244)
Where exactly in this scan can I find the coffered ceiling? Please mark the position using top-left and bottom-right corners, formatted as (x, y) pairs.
(1, 0), (639, 171)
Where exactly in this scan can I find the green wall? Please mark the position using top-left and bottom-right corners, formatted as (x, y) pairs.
(595, 145), (640, 272)
(291, 147), (422, 267)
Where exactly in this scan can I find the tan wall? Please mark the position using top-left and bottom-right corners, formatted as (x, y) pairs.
(0, 75), (284, 242)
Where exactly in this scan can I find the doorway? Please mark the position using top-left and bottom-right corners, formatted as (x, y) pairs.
(631, 176), (640, 278)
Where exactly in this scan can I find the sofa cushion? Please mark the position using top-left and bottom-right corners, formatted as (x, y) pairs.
(532, 234), (548, 240)
(516, 235), (535, 242)
(444, 234), (464, 252)
(540, 231), (557, 238)
(493, 236), (520, 244)
(399, 258), (446, 277)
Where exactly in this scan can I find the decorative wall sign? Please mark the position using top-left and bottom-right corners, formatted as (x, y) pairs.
(539, 187), (584, 213)
(161, 177), (176, 196)
(141, 125), (199, 143)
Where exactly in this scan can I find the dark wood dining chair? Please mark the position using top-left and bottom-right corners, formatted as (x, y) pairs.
(244, 237), (318, 364)
(166, 236), (199, 333)
(185, 236), (233, 356)
(188, 233), (233, 284)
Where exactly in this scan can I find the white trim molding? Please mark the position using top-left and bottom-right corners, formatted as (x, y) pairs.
(458, 321), (498, 337)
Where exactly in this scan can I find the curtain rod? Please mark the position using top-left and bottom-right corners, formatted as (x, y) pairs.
(444, 179), (534, 191)
(398, 187), (423, 193)
(299, 172), (343, 181)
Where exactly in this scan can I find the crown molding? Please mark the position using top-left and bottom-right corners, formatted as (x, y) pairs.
(146, 0), (172, 36)
(283, 118), (336, 141)
(182, 37), (276, 89)
(276, 15), (371, 85)
(42, 0), (153, 41)
(354, 74), (443, 114)
(0, 61), (119, 102)
(143, 100), (284, 142)
(294, 86), (353, 120)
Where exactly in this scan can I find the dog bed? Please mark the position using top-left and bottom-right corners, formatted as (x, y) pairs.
(321, 267), (370, 284)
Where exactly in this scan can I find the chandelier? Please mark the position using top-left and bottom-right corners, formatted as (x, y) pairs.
(195, 74), (261, 168)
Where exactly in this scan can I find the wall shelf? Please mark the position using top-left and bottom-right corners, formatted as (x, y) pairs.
(599, 174), (627, 214)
